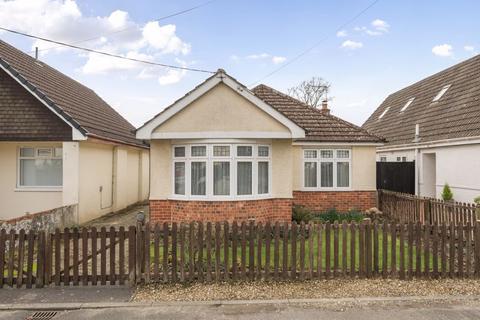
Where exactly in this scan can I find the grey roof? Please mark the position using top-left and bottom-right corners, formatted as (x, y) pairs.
(362, 54), (480, 146)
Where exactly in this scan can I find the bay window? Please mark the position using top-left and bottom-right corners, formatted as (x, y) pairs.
(18, 146), (62, 188)
(172, 144), (271, 199)
(303, 148), (351, 189)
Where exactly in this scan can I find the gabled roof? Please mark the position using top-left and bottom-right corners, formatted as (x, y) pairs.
(136, 69), (306, 140)
(252, 84), (384, 143)
(362, 54), (480, 146)
(0, 40), (146, 147)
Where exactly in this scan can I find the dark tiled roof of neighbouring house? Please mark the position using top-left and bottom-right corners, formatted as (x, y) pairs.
(252, 84), (384, 143)
(362, 54), (480, 146)
(0, 40), (146, 147)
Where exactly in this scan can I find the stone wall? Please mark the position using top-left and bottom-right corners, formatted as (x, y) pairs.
(0, 204), (78, 233)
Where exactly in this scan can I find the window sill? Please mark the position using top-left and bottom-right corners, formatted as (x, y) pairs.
(168, 195), (273, 202)
(15, 187), (63, 192)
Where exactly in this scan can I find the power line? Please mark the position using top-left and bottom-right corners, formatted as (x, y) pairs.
(0, 26), (215, 74)
(249, 0), (381, 87)
(34, 0), (218, 53)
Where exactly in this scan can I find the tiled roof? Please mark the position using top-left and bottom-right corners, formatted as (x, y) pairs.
(362, 54), (480, 146)
(252, 84), (384, 143)
(0, 40), (146, 147)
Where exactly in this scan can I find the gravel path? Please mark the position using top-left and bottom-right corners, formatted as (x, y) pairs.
(133, 279), (480, 302)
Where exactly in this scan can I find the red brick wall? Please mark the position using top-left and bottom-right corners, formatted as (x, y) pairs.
(150, 198), (292, 223)
(292, 191), (377, 212)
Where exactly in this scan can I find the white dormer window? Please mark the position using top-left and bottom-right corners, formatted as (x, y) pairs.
(378, 107), (390, 119)
(400, 97), (415, 112)
(432, 84), (451, 102)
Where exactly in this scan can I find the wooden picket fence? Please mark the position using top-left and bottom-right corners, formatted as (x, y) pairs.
(1, 220), (480, 288)
(379, 190), (479, 226)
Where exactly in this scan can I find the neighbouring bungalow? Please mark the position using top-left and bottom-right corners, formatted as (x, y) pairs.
(137, 69), (384, 223)
(0, 40), (149, 228)
(362, 54), (480, 203)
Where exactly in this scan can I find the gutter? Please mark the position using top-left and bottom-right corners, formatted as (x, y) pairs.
(377, 135), (480, 152)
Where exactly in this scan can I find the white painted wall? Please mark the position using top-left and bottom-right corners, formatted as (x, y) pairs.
(376, 150), (415, 162)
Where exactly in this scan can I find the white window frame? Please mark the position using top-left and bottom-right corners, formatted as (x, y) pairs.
(432, 84), (451, 102)
(302, 148), (351, 191)
(17, 146), (63, 191)
(171, 144), (272, 200)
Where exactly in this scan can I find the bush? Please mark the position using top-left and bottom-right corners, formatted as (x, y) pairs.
(313, 208), (364, 223)
(441, 183), (453, 201)
(292, 205), (312, 223)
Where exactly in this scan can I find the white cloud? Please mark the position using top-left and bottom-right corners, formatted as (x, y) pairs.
(158, 58), (188, 85)
(272, 56), (286, 64)
(354, 19), (390, 36)
(336, 30), (348, 37)
(464, 45), (475, 52)
(347, 99), (367, 108)
(432, 44), (453, 57)
(0, 0), (192, 83)
(239, 53), (286, 64)
(341, 40), (363, 50)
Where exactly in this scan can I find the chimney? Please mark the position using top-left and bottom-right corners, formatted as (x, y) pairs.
(413, 123), (420, 142)
(35, 47), (38, 60)
(320, 99), (330, 115)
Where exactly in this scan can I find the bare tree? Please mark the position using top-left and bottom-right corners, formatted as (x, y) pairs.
(288, 77), (330, 108)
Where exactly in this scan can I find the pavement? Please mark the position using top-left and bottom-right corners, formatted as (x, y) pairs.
(82, 204), (148, 228)
(1, 287), (480, 319)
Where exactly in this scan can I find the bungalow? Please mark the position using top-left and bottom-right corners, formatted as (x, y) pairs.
(362, 54), (480, 203)
(137, 69), (384, 223)
(0, 40), (149, 227)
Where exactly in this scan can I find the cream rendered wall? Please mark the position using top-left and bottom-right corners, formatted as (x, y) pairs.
(150, 140), (172, 199)
(351, 146), (377, 191)
(154, 83), (290, 134)
(139, 150), (150, 201)
(292, 145), (376, 191)
(126, 149), (140, 205)
(271, 139), (293, 198)
(78, 142), (115, 223)
(376, 150), (415, 162)
(0, 142), (63, 220)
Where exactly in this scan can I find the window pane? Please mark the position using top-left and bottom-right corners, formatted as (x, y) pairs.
(213, 146), (230, 157)
(304, 162), (317, 187)
(174, 162), (185, 195)
(214, 162), (230, 195)
(37, 148), (52, 157)
(258, 162), (269, 194)
(20, 159), (62, 186)
(258, 146), (269, 157)
(20, 147), (34, 157)
(320, 150), (333, 158)
(304, 150), (317, 159)
(191, 162), (206, 195)
(320, 162), (333, 187)
(191, 146), (206, 157)
(237, 162), (252, 195)
(174, 146), (185, 158)
(237, 146), (252, 157)
(337, 162), (350, 187)
(336, 150), (350, 158)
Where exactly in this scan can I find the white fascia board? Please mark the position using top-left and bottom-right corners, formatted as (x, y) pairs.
(136, 72), (306, 140)
(293, 141), (384, 147)
(151, 131), (292, 139)
(377, 136), (480, 152)
(0, 62), (87, 141)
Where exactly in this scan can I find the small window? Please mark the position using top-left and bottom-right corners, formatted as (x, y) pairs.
(19, 147), (62, 187)
(397, 157), (401, 162)
(378, 107), (390, 119)
(237, 146), (252, 157)
(432, 84), (451, 102)
(258, 146), (269, 157)
(37, 148), (52, 157)
(400, 97), (415, 112)
(380, 156), (387, 162)
(174, 146), (185, 158)
(304, 150), (317, 159)
(320, 150), (333, 158)
(402, 156), (407, 162)
(191, 146), (206, 157)
(213, 146), (230, 157)
(336, 150), (350, 159)
(20, 147), (34, 157)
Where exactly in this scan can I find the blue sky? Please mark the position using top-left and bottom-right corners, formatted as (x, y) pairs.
(0, 0), (479, 127)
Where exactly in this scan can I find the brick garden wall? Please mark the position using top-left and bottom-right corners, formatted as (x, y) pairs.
(150, 198), (292, 224)
(292, 190), (377, 212)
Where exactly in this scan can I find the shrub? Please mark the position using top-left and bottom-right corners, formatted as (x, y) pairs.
(313, 208), (364, 223)
(292, 205), (312, 223)
(441, 183), (453, 201)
